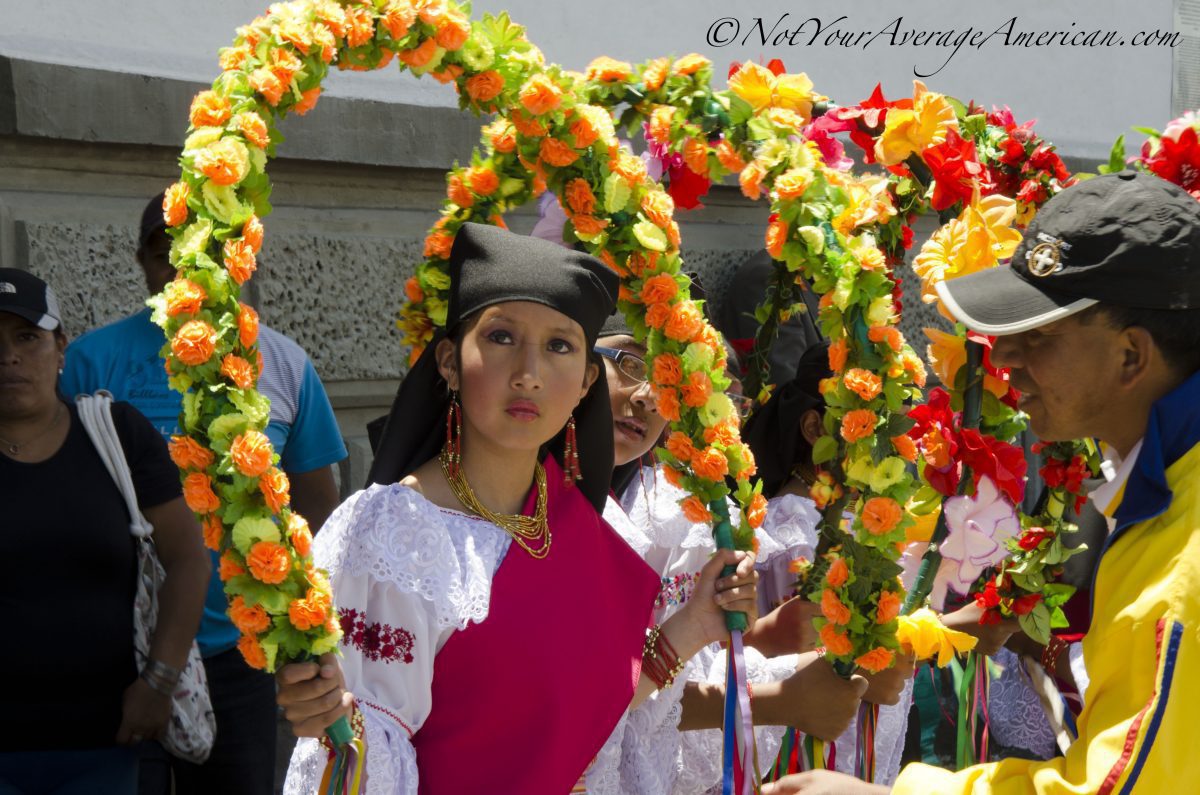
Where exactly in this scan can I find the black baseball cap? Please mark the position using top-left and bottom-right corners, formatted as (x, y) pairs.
(0, 268), (62, 331)
(937, 171), (1200, 335)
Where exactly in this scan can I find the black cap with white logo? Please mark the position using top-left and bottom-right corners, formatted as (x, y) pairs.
(937, 171), (1200, 335)
(0, 268), (62, 331)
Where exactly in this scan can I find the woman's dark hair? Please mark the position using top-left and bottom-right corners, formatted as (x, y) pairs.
(1080, 304), (1200, 376)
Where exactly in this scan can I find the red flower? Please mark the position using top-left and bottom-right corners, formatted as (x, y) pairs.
(1012, 593), (1043, 616)
(1016, 178), (1048, 206)
(978, 608), (1004, 625)
(974, 577), (1001, 609)
(900, 224), (914, 250)
(1028, 144), (1070, 182)
(959, 429), (1028, 506)
(907, 387), (961, 496)
(998, 136), (1027, 167)
(924, 129), (983, 211)
(1017, 526), (1052, 551)
(832, 83), (912, 163)
(1144, 127), (1200, 199)
(666, 158), (711, 210)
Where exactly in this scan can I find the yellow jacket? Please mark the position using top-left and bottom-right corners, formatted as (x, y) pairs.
(894, 373), (1200, 794)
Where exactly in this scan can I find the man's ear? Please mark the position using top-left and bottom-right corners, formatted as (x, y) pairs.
(435, 337), (459, 391)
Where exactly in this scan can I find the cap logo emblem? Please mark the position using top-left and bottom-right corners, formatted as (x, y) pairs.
(0, 282), (14, 294)
(1026, 233), (1072, 277)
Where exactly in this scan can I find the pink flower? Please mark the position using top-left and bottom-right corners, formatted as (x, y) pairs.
(932, 476), (1020, 608)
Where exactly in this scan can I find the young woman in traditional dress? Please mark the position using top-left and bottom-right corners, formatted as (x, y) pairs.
(277, 224), (759, 794)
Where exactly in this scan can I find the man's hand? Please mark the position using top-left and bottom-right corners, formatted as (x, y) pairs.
(757, 653), (868, 740)
(861, 652), (915, 706)
(276, 652), (353, 737)
(115, 678), (172, 746)
(744, 597), (820, 658)
(761, 770), (889, 794)
(942, 602), (1019, 657)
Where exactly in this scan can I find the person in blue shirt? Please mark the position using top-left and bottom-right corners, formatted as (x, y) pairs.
(62, 194), (348, 795)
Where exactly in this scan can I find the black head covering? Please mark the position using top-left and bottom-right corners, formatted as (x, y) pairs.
(368, 223), (620, 511)
(741, 341), (831, 497)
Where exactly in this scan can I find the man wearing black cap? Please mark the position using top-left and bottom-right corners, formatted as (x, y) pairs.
(61, 196), (348, 794)
(762, 171), (1200, 793)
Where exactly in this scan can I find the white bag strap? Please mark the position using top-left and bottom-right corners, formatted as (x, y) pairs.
(75, 391), (154, 539)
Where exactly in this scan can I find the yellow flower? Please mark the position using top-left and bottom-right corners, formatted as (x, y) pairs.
(833, 175), (897, 236)
(727, 62), (814, 120)
(896, 607), (978, 667)
(924, 327), (966, 387)
(913, 193), (1022, 306)
(869, 456), (908, 493)
(905, 504), (940, 543)
(874, 81), (958, 166)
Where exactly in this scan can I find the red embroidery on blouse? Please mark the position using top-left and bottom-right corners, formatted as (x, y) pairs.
(360, 699), (416, 739)
(339, 607), (415, 664)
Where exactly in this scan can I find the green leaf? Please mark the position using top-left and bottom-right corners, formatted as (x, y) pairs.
(725, 93), (755, 126)
(1050, 605), (1071, 629)
(226, 574), (292, 613)
(812, 434), (839, 465)
(232, 514), (281, 555)
(1099, 135), (1127, 175)
(229, 389), (272, 427)
(1018, 602), (1051, 645)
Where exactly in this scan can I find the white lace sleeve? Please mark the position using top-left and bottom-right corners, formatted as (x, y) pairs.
(875, 680), (914, 785)
(604, 495), (652, 558)
(285, 485), (511, 795)
(581, 713), (629, 795)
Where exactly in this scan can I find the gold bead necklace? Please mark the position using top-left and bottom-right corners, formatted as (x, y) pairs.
(439, 446), (551, 559)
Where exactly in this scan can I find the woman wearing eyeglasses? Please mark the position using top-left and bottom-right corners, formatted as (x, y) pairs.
(583, 321), (874, 795)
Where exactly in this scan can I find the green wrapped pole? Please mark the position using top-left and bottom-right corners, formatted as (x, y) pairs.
(900, 339), (986, 615)
(710, 497), (749, 632)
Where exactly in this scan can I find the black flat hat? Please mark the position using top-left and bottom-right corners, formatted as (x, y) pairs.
(938, 171), (1200, 335)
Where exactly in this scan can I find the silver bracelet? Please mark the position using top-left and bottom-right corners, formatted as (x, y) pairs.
(140, 669), (177, 697)
(142, 660), (181, 693)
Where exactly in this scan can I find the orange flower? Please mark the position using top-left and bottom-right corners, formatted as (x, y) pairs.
(821, 588), (852, 625)
(774, 168), (811, 200)
(922, 427), (952, 469)
(260, 467), (291, 514)
(652, 353), (683, 386)
(840, 409), (877, 443)
(844, 368), (883, 402)
(869, 326), (904, 352)
(739, 162), (765, 200)
(242, 215), (264, 253)
(568, 107), (606, 148)
(539, 138), (579, 167)
(663, 464), (685, 488)
(586, 56), (632, 82)
(249, 67), (286, 106)
(382, 0), (417, 39)
(679, 370), (713, 408)
(425, 230), (455, 260)
(190, 90), (231, 128)
(195, 138), (250, 186)
(487, 120), (517, 153)
(827, 337), (849, 373)
(162, 182), (190, 227)
(519, 74), (563, 116)
(626, 252), (656, 278)
(219, 43), (252, 71)
(691, 446), (729, 482)
(642, 57), (670, 91)
(826, 557), (850, 588)
(645, 302), (671, 330)
(683, 139), (709, 175)
(747, 492), (768, 529)
(681, 495), (712, 524)
(673, 53), (710, 76)
(572, 215), (608, 237)
(404, 276), (425, 304)
(434, 9), (470, 50)
(611, 152), (648, 187)
(892, 434), (918, 463)
(416, 0), (449, 25)
(641, 190), (675, 229)
(656, 388), (681, 422)
(202, 514), (224, 551)
(238, 303), (259, 348)
(820, 623), (854, 657)
(466, 71), (505, 103)
(247, 540), (291, 584)
(647, 106), (674, 145)
(288, 513), (313, 558)
(447, 172), (473, 207)
(855, 646), (896, 674)
(665, 431), (696, 462)
(715, 140), (747, 173)
(511, 112), (547, 139)
(465, 166), (499, 197)
(289, 589), (330, 630)
(294, 87), (322, 116)
(230, 430), (273, 477)
(876, 589), (903, 625)
(238, 634), (268, 670)
(223, 239), (257, 285)
(229, 595), (271, 635)
(765, 217), (789, 259)
(398, 37), (438, 69)
(219, 550), (245, 581)
(171, 320), (217, 367)
(640, 274), (678, 305)
(703, 419), (740, 447)
(166, 279), (206, 317)
(169, 435), (215, 470)
(182, 472), (220, 514)
(862, 496), (903, 536)
(343, 4), (376, 47)
(664, 302), (704, 343)
(221, 354), (256, 390)
(564, 178), (596, 216)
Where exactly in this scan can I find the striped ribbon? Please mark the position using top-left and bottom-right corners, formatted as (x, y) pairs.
(721, 630), (759, 794)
